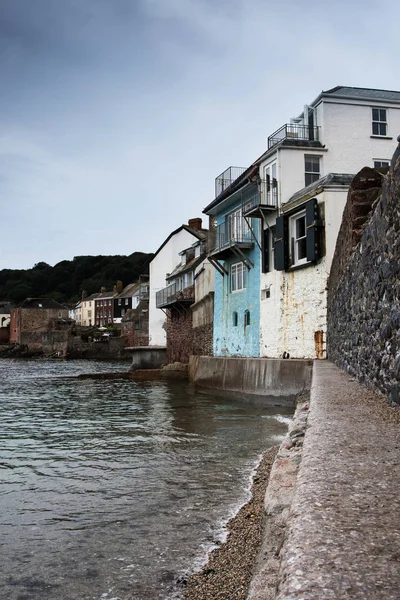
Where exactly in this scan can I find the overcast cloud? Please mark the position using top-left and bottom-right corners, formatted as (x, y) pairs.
(1, 0), (400, 268)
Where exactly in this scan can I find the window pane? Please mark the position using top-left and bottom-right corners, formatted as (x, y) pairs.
(238, 269), (243, 290)
(372, 122), (379, 135)
(298, 238), (307, 260)
(379, 109), (386, 121)
(296, 216), (306, 239)
(372, 108), (379, 121)
(379, 123), (387, 136)
(243, 266), (247, 288)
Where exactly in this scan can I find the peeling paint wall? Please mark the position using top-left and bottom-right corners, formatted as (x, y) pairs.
(213, 234), (260, 357)
(260, 188), (348, 359)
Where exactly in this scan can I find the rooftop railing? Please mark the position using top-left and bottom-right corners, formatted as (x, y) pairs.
(267, 124), (319, 149)
(215, 166), (246, 198)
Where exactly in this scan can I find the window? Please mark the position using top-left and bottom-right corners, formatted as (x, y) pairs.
(227, 209), (249, 242)
(374, 160), (390, 168)
(244, 310), (250, 327)
(233, 312), (238, 326)
(372, 108), (387, 136)
(290, 210), (307, 266)
(231, 262), (246, 292)
(125, 298), (129, 305)
(264, 162), (278, 206)
(121, 309), (125, 316)
(275, 199), (321, 271)
(304, 156), (320, 186)
(118, 299), (121, 305)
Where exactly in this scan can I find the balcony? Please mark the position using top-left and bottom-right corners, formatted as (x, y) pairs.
(268, 124), (319, 149)
(208, 215), (253, 262)
(215, 166), (246, 198)
(242, 183), (278, 218)
(156, 282), (194, 309)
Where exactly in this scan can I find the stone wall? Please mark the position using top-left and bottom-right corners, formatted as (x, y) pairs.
(166, 308), (193, 364)
(191, 292), (214, 356)
(327, 141), (400, 404)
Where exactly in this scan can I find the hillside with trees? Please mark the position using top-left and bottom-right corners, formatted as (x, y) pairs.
(0, 253), (153, 306)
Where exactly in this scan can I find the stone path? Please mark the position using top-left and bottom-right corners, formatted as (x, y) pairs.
(273, 361), (400, 599)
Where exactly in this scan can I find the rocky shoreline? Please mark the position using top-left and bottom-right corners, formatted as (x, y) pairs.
(178, 446), (278, 600)
(177, 395), (310, 600)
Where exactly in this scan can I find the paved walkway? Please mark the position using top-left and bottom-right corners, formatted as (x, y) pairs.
(275, 361), (400, 599)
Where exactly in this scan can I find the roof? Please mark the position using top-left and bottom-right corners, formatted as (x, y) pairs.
(151, 225), (207, 261)
(285, 173), (355, 208)
(166, 253), (206, 280)
(95, 291), (117, 301)
(311, 86), (400, 107)
(16, 298), (69, 310)
(0, 302), (12, 314)
(116, 282), (140, 299)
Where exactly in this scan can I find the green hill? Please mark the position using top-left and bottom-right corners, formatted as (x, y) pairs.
(0, 253), (154, 305)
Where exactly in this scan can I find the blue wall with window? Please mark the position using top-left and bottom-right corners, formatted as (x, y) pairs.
(213, 207), (260, 357)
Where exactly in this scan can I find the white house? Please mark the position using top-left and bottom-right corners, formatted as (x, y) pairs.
(208, 86), (400, 359)
(148, 218), (207, 346)
(69, 301), (82, 325)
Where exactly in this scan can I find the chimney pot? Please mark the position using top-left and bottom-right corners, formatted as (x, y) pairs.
(188, 218), (202, 230)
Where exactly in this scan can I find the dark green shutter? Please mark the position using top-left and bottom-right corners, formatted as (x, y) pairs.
(275, 215), (288, 271)
(306, 198), (320, 263)
(261, 229), (270, 273)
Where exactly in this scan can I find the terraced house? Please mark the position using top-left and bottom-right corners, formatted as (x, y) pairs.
(204, 86), (400, 359)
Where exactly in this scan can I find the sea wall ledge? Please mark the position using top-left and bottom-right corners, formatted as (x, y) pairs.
(254, 360), (400, 600)
(189, 356), (313, 400)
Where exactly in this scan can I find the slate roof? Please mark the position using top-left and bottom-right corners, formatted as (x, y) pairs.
(285, 173), (355, 208)
(314, 86), (400, 105)
(16, 298), (69, 310)
(116, 282), (140, 299)
(151, 225), (207, 260)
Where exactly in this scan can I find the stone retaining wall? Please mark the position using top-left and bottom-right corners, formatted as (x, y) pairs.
(327, 141), (400, 404)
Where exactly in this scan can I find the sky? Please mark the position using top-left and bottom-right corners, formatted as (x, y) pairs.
(1, 0), (400, 270)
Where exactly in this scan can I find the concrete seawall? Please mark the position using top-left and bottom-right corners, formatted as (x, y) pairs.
(189, 356), (313, 399)
(249, 360), (400, 599)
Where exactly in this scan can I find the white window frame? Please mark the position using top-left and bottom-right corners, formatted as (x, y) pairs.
(264, 162), (278, 206)
(372, 108), (387, 137)
(373, 159), (390, 168)
(289, 210), (308, 267)
(231, 262), (246, 292)
(304, 155), (320, 187)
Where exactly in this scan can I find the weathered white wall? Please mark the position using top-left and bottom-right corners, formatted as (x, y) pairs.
(149, 228), (200, 346)
(194, 260), (214, 302)
(320, 100), (400, 173)
(259, 188), (348, 359)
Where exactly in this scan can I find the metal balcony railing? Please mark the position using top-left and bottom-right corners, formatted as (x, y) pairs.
(209, 215), (253, 253)
(242, 182), (278, 215)
(156, 282), (194, 309)
(215, 166), (246, 198)
(267, 124), (319, 149)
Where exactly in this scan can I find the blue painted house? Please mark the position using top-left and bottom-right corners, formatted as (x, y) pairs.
(203, 164), (271, 357)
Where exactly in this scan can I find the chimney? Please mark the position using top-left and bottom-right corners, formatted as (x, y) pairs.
(188, 218), (202, 230)
(100, 286), (106, 293)
(113, 285), (117, 293)
(116, 280), (123, 293)
(81, 290), (87, 300)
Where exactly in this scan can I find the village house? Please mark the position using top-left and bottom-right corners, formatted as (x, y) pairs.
(113, 281), (138, 324)
(70, 300), (82, 325)
(81, 292), (99, 326)
(155, 235), (211, 363)
(9, 298), (70, 352)
(95, 287), (119, 327)
(204, 86), (400, 359)
(148, 218), (208, 348)
(120, 278), (150, 347)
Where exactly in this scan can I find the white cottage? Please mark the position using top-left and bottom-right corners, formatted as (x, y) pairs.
(148, 219), (207, 347)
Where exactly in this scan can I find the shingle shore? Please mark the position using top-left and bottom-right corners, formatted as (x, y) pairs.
(180, 446), (278, 600)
